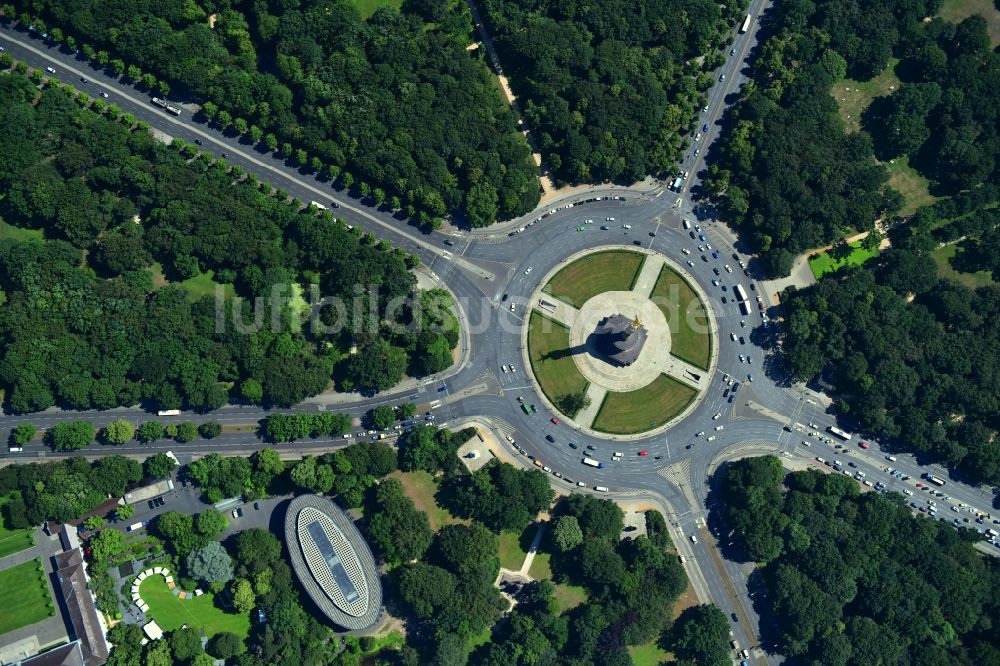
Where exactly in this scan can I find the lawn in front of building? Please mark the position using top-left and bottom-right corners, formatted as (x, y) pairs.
(139, 576), (249, 639)
(592, 374), (698, 435)
(649, 264), (711, 370)
(0, 494), (35, 559)
(543, 250), (645, 308)
(0, 559), (55, 635)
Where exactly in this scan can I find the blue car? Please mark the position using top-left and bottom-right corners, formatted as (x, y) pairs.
(703, 123), (709, 132)
(699, 234), (706, 241)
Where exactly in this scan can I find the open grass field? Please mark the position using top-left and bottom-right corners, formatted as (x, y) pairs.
(0, 494), (35, 559)
(0, 219), (44, 243)
(388, 470), (465, 532)
(139, 576), (249, 638)
(498, 530), (528, 571)
(527, 551), (552, 580)
(885, 156), (938, 217)
(592, 374), (697, 435)
(542, 250), (645, 308)
(350, 0), (403, 20)
(940, 0), (1000, 46)
(149, 263), (235, 301)
(0, 559), (54, 635)
(808, 241), (880, 279)
(553, 583), (588, 613)
(650, 265), (711, 370)
(628, 642), (671, 666)
(833, 58), (901, 133)
(527, 312), (589, 410)
(932, 243), (996, 288)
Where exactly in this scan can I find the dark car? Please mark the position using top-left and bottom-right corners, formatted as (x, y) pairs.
(701, 255), (709, 262)
(220, 152), (228, 158)
(649, 231), (656, 237)
(601, 225), (610, 230)
(502, 293), (509, 301)
(713, 267), (720, 275)
(689, 231), (696, 239)
(586, 444), (596, 450)
(568, 442), (578, 449)
(148, 500), (155, 509)
(253, 502), (260, 510)
(654, 455), (663, 460)
(633, 240), (642, 246)
(545, 434), (555, 443)
(721, 296), (728, 303)
(731, 613), (739, 622)
(739, 336), (745, 344)
(702, 123), (709, 132)
(444, 239), (455, 246)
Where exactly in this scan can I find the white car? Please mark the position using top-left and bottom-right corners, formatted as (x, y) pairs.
(45, 66), (56, 74)
(739, 354), (745, 363)
(695, 431), (705, 437)
(510, 303), (515, 312)
(725, 264), (733, 273)
(99, 91), (109, 98)
(622, 224), (631, 229)
(585, 219), (593, 223)
(681, 248), (691, 255)
(687, 260), (694, 267)
(505, 435), (515, 443)
(606, 216), (615, 221)
(715, 425), (724, 431)
(509, 365), (516, 373)
(712, 412), (722, 420)
(524, 267), (532, 275)
(343, 433), (353, 439)
(707, 435), (717, 441)
(730, 333), (737, 341)
(690, 535), (698, 543)
(694, 133), (702, 141)
(577, 481), (586, 487)
(501, 365), (509, 373)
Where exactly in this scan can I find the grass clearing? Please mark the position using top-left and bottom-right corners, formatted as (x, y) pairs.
(498, 530), (527, 571)
(527, 312), (589, 411)
(939, 0), (1000, 47)
(527, 551), (552, 580)
(932, 243), (996, 288)
(808, 241), (880, 279)
(139, 576), (249, 638)
(0, 219), (44, 243)
(543, 250), (645, 308)
(833, 58), (901, 133)
(628, 642), (671, 666)
(650, 265), (711, 370)
(388, 470), (466, 532)
(0, 494), (35, 558)
(149, 263), (234, 301)
(350, 0), (403, 20)
(885, 156), (937, 217)
(592, 374), (697, 435)
(553, 583), (588, 613)
(0, 559), (54, 635)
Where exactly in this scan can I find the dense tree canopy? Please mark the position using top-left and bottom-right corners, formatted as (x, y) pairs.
(12, 0), (540, 224)
(719, 457), (1000, 664)
(0, 70), (457, 414)
(480, 0), (739, 184)
(441, 460), (555, 533)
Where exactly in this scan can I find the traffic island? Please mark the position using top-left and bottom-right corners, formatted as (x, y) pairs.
(523, 246), (716, 439)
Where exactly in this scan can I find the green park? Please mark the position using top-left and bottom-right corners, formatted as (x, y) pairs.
(139, 576), (250, 639)
(0, 494), (35, 558)
(527, 312), (590, 409)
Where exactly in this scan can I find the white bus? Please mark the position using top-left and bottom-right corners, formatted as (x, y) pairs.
(828, 426), (852, 441)
(310, 201), (327, 211)
(157, 409), (181, 416)
(734, 284), (748, 302)
(582, 458), (605, 469)
(740, 14), (752, 33)
(594, 486), (609, 492)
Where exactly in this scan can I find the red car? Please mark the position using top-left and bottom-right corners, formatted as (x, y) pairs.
(859, 441), (869, 449)
(550, 417), (559, 425)
(638, 450), (649, 456)
(915, 483), (924, 488)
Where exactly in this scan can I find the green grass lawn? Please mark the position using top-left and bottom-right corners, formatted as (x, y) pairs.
(885, 156), (937, 217)
(388, 470), (465, 532)
(592, 374), (698, 435)
(0, 219), (44, 243)
(542, 250), (645, 308)
(833, 58), (901, 133)
(149, 262), (235, 301)
(939, 0), (1000, 47)
(627, 642), (671, 666)
(0, 494), (35, 558)
(650, 265), (711, 370)
(808, 241), (880, 279)
(498, 530), (527, 571)
(527, 312), (589, 412)
(0, 559), (55, 635)
(139, 576), (249, 639)
(350, 0), (402, 20)
(932, 243), (996, 288)
(527, 551), (552, 580)
(552, 583), (588, 613)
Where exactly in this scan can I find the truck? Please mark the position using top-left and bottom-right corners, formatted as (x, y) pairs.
(521, 404), (531, 415)
(672, 176), (683, 190)
(127, 521), (147, 532)
(582, 458), (605, 469)
(923, 472), (946, 487)
(151, 97), (168, 109)
(740, 14), (752, 33)
(165, 104), (182, 116)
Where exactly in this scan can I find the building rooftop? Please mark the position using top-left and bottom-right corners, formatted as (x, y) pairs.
(593, 313), (648, 366)
(53, 550), (109, 666)
(284, 495), (382, 631)
(12, 641), (85, 666)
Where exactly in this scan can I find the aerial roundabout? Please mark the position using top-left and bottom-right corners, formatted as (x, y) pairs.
(522, 246), (717, 439)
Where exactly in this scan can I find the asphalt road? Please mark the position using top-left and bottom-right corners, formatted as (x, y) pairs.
(2, 4), (997, 661)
